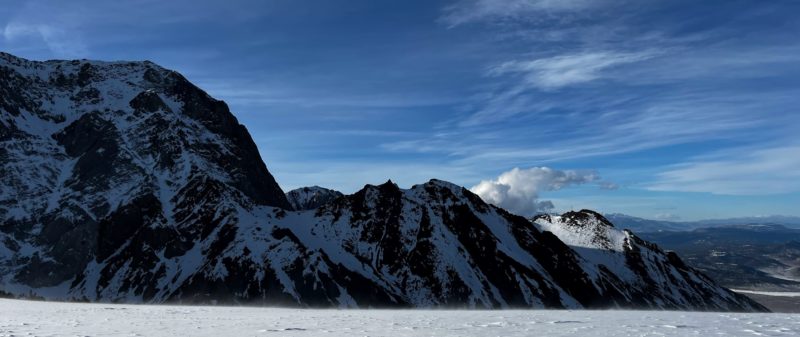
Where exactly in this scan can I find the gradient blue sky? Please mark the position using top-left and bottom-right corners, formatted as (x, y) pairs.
(2, 0), (798, 220)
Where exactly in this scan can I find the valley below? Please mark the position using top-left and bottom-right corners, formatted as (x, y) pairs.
(630, 224), (800, 312)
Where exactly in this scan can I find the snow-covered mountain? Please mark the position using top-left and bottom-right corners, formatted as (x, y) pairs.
(0, 51), (290, 292)
(286, 186), (343, 211)
(0, 53), (765, 311)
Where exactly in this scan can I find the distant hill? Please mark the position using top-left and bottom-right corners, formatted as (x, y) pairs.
(604, 214), (800, 233)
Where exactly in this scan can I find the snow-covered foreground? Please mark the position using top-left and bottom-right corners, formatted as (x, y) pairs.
(0, 299), (798, 337)
(732, 289), (800, 297)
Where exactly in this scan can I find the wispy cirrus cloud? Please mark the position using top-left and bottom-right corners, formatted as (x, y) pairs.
(0, 0), (268, 59)
(1, 0), (90, 58)
(489, 51), (656, 90)
(386, 88), (795, 167)
(391, 0), (800, 187)
(2, 21), (88, 58)
(441, 0), (603, 27)
(647, 145), (800, 195)
(456, 50), (656, 126)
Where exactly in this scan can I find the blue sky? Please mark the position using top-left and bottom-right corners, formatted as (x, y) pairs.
(1, 0), (798, 220)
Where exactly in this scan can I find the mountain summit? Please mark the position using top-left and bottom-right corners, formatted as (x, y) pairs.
(0, 53), (764, 311)
(286, 186), (344, 211)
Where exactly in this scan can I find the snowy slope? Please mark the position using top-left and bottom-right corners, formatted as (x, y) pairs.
(0, 53), (765, 311)
(0, 299), (796, 337)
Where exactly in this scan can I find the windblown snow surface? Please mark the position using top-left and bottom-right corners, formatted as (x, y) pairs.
(732, 290), (800, 298)
(0, 299), (796, 337)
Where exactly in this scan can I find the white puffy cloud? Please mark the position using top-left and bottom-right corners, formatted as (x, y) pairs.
(470, 167), (601, 216)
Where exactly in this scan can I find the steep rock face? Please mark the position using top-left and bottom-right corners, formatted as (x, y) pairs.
(0, 53), (765, 311)
(0, 52), (290, 293)
(286, 186), (344, 211)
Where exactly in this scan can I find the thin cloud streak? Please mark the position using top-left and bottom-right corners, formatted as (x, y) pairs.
(2, 22), (88, 58)
(441, 0), (604, 27)
(489, 51), (656, 90)
(648, 145), (800, 195)
(384, 89), (789, 168)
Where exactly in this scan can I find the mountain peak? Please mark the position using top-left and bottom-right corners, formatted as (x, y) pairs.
(563, 209), (615, 228)
(285, 186), (343, 211)
(423, 178), (464, 191)
(533, 210), (626, 251)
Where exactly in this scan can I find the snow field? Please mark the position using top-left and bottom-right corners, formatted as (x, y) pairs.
(0, 299), (798, 337)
